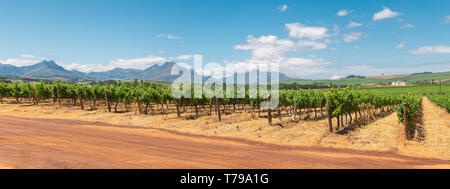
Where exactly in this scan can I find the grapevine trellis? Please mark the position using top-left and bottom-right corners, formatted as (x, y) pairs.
(0, 81), (429, 138)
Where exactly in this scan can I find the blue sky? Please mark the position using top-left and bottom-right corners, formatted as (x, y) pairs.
(0, 0), (449, 79)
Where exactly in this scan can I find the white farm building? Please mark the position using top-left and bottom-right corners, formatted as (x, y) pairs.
(391, 80), (407, 86)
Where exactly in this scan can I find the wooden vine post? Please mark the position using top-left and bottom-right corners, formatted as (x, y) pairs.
(267, 96), (272, 125)
(327, 100), (332, 132)
(403, 104), (409, 140)
(32, 87), (37, 105)
(105, 90), (111, 112)
(250, 101), (254, 118)
(293, 93), (297, 120)
(77, 88), (84, 110)
(278, 108), (281, 121)
(136, 92), (142, 114)
(216, 96), (221, 121)
(175, 99), (181, 117)
(57, 87), (61, 106)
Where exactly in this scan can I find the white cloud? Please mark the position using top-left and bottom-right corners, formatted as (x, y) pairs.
(277, 4), (288, 12)
(64, 54), (197, 72)
(107, 54), (168, 70)
(176, 55), (194, 60)
(373, 7), (400, 21)
(342, 32), (363, 42)
(353, 46), (360, 51)
(234, 35), (297, 59)
(231, 24), (332, 78)
(285, 23), (329, 40)
(408, 45), (450, 54)
(157, 34), (181, 39)
(296, 40), (328, 51)
(400, 24), (413, 29)
(66, 54), (170, 72)
(395, 41), (405, 49)
(331, 75), (345, 80)
(442, 16), (450, 24)
(208, 56), (330, 79)
(346, 21), (363, 29)
(336, 9), (352, 16)
(0, 54), (48, 67)
(234, 35), (327, 60)
(63, 63), (112, 73)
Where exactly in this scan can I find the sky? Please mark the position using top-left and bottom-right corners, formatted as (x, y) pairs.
(0, 0), (449, 79)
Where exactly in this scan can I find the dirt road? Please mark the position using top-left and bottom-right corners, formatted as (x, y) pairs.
(0, 115), (449, 169)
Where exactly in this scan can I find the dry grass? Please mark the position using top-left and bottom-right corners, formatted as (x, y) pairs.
(419, 97), (450, 159)
(0, 97), (448, 160)
(367, 75), (408, 79)
(349, 113), (401, 151)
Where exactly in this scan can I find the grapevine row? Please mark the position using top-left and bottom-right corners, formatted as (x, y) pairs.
(0, 82), (418, 133)
(427, 94), (450, 112)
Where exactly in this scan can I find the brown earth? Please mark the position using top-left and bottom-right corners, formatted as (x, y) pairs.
(0, 98), (449, 168)
(0, 115), (449, 169)
(367, 75), (408, 79)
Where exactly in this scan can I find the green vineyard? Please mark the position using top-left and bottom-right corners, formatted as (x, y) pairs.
(0, 81), (439, 135)
(428, 94), (450, 112)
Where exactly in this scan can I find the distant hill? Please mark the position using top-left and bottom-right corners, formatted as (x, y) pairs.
(1, 60), (446, 86)
(0, 60), (78, 80)
(282, 71), (450, 86)
(84, 62), (200, 82)
(0, 61), (189, 82)
(138, 62), (183, 81)
(0, 60), (290, 83)
(87, 68), (142, 80)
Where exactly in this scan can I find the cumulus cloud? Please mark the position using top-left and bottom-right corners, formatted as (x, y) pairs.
(395, 41), (405, 49)
(176, 55), (194, 60)
(285, 23), (329, 40)
(400, 24), (413, 29)
(157, 34), (181, 39)
(408, 45), (450, 54)
(346, 21), (363, 29)
(373, 7), (400, 21)
(330, 75), (345, 80)
(63, 63), (112, 73)
(342, 32), (363, 42)
(336, 9), (352, 16)
(64, 53), (199, 72)
(277, 4), (288, 12)
(234, 35), (327, 60)
(234, 35), (297, 59)
(107, 54), (168, 70)
(230, 23), (333, 78)
(202, 56), (330, 79)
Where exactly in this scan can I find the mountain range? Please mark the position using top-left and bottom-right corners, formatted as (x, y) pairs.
(0, 60), (291, 82)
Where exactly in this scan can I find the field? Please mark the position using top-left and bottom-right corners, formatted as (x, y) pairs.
(282, 72), (450, 86)
(0, 82), (449, 168)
